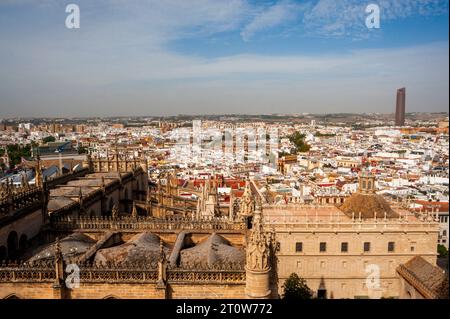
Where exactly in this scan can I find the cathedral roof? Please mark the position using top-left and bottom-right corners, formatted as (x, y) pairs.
(93, 232), (170, 265)
(28, 233), (96, 262)
(179, 233), (244, 268)
(401, 256), (449, 299)
(47, 197), (77, 212)
(338, 192), (398, 219)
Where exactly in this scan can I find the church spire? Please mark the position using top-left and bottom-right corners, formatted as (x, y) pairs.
(35, 155), (43, 189)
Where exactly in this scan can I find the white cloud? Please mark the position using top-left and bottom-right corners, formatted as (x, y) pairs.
(303, 0), (449, 38)
(114, 42), (448, 82)
(0, 1), (448, 116)
(240, 0), (302, 41)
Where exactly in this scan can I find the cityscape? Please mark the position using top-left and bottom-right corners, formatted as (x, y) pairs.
(0, 0), (448, 307)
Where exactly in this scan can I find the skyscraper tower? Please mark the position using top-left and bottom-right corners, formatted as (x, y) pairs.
(395, 87), (406, 126)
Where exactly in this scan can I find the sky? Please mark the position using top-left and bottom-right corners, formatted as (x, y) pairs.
(0, 0), (448, 117)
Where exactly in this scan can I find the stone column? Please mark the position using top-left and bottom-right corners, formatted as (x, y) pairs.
(53, 238), (67, 299)
(245, 208), (272, 299)
(245, 267), (271, 299)
(155, 239), (168, 299)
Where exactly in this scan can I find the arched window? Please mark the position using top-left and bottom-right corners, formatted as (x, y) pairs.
(19, 234), (27, 252)
(0, 246), (7, 261)
(7, 231), (18, 260)
(108, 198), (115, 211)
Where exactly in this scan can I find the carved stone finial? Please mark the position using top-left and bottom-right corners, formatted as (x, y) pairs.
(239, 180), (255, 217)
(157, 238), (167, 288)
(159, 239), (166, 263)
(246, 205), (270, 272)
(21, 173), (29, 189)
(4, 179), (12, 196)
(131, 201), (138, 218)
(112, 204), (119, 219)
(53, 236), (65, 286)
(55, 237), (62, 258)
(35, 156), (43, 189)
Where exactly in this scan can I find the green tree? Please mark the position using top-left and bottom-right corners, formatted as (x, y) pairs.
(288, 132), (310, 153)
(78, 146), (88, 154)
(2, 144), (32, 168)
(42, 135), (56, 144)
(282, 273), (313, 300)
(438, 244), (448, 258)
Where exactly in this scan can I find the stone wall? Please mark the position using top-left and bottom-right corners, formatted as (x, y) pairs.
(0, 282), (55, 299)
(0, 281), (246, 299)
(168, 283), (245, 299)
(274, 225), (439, 299)
(0, 209), (43, 258)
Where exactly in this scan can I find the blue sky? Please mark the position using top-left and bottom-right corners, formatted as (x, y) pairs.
(0, 0), (448, 117)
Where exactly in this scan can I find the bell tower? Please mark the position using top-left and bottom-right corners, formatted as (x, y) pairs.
(359, 171), (376, 194)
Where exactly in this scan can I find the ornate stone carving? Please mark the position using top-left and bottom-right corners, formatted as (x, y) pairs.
(35, 156), (43, 189)
(111, 204), (119, 220)
(54, 237), (64, 286)
(246, 208), (271, 272)
(157, 239), (167, 287)
(239, 181), (255, 217)
(131, 201), (138, 218)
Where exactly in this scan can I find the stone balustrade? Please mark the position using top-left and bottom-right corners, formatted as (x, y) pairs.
(50, 215), (247, 232)
(0, 260), (245, 284)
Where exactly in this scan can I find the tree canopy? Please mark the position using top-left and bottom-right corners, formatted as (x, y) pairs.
(282, 273), (313, 300)
(42, 135), (56, 144)
(288, 132), (310, 153)
(438, 244), (448, 258)
(0, 144), (32, 168)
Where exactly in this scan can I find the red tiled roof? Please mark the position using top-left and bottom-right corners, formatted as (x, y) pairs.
(413, 200), (449, 212)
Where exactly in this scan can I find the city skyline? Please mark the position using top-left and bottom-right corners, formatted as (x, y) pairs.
(0, 1), (448, 117)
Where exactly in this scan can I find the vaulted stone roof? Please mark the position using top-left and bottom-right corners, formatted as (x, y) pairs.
(94, 232), (170, 265)
(179, 233), (245, 268)
(28, 233), (96, 262)
(399, 256), (449, 299)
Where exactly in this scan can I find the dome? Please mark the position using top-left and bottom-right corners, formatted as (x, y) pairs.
(29, 233), (96, 262)
(94, 232), (169, 265)
(179, 233), (245, 268)
(339, 192), (398, 219)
